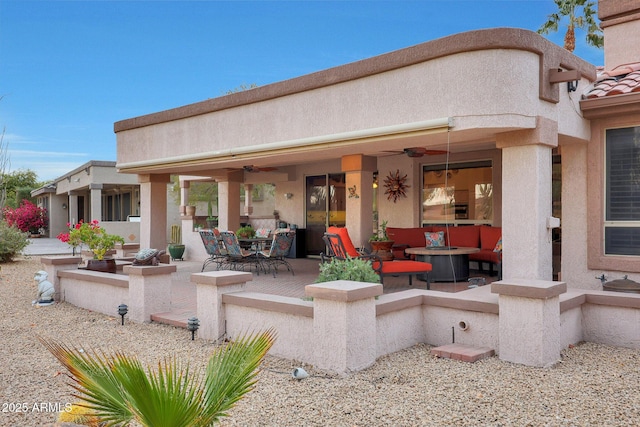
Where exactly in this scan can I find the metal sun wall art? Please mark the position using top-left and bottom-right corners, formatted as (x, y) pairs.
(384, 169), (409, 203)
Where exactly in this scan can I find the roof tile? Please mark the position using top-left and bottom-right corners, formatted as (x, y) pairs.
(584, 62), (640, 99)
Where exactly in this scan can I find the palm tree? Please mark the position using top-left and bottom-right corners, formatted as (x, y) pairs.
(537, 0), (603, 52)
(39, 329), (276, 427)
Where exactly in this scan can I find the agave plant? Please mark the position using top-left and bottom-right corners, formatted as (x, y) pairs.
(39, 329), (275, 427)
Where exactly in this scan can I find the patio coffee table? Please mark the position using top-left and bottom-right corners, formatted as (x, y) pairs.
(405, 246), (480, 282)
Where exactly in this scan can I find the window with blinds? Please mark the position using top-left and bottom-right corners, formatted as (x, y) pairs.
(605, 126), (640, 255)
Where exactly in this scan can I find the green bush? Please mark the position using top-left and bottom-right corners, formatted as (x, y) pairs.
(316, 257), (380, 283)
(0, 220), (30, 262)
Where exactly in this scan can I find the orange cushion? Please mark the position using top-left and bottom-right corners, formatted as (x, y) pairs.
(327, 226), (359, 257)
(480, 226), (502, 250)
(386, 227), (432, 248)
(446, 225), (480, 247)
(377, 260), (432, 274)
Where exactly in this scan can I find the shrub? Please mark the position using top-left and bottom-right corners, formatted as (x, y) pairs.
(3, 199), (48, 234)
(316, 257), (380, 283)
(0, 221), (30, 262)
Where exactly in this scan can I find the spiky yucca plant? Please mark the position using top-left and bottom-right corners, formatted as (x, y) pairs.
(39, 329), (275, 427)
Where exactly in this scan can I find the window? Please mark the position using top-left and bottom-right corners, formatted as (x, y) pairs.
(422, 161), (493, 225)
(605, 126), (640, 256)
(102, 191), (133, 221)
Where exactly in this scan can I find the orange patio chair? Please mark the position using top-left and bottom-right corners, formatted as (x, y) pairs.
(322, 226), (432, 288)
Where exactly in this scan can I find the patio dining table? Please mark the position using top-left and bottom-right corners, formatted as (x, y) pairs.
(237, 237), (271, 252)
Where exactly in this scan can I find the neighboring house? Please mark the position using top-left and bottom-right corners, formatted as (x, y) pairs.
(31, 160), (141, 242)
(113, 0), (640, 290)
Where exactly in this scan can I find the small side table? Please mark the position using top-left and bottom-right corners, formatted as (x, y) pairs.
(405, 246), (480, 282)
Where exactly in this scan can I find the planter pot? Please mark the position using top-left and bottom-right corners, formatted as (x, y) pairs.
(206, 219), (218, 229)
(86, 258), (117, 274)
(370, 240), (395, 261)
(185, 205), (196, 216)
(168, 244), (186, 261)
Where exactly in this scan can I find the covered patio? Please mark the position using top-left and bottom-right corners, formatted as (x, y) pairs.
(114, 27), (596, 288)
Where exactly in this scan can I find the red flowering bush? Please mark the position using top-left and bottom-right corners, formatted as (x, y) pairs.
(3, 200), (48, 234)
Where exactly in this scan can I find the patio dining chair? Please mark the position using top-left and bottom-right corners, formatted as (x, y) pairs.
(219, 230), (264, 274)
(322, 226), (432, 288)
(258, 231), (296, 277)
(199, 230), (228, 272)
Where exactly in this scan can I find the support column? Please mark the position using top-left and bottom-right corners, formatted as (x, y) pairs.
(492, 279), (566, 367)
(306, 280), (382, 373)
(342, 155), (377, 249)
(218, 171), (242, 232)
(243, 184), (254, 216)
(138, 174), (170, 250)
(179, 179), (190, 216)
(496, 117), (558, 281)
(191, 271), (252, 340)
(89, 183), (103, 222)
(68, 193), (79, 224)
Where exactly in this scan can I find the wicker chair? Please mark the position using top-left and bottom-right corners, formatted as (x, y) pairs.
(258, 231), (296, 277)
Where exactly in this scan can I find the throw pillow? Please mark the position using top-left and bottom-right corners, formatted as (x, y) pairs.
(493, 238), (502, 253)
(424, 231), (445, 247)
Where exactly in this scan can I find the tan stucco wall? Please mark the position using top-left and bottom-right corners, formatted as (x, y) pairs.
(117, 49), (588, 171)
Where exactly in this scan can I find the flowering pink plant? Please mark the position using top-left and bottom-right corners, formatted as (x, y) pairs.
(3, 200), (48, 234)
(57, 220), (124, 260)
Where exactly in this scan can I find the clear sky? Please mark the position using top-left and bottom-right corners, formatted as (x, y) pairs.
(0, 0), (604, 182)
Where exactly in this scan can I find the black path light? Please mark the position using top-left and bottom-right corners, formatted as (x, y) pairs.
(117, 304), (128, 325)
(187, 317), (200, 340)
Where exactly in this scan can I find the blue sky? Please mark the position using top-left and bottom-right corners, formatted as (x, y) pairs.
(0, 0), (604, 182)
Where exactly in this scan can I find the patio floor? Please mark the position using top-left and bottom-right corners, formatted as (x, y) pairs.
(155, 256), (498, 327)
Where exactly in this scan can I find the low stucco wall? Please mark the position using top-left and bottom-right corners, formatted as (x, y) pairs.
(225, 304), (315, 362)
(46, 258), (640, 374)
(581, 292), (640, 348)
(58, 269), (129, 316)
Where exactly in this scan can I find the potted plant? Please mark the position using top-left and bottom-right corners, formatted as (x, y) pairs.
(57, 220), (125, 273)
(236, 225), (255, 239)
(368, 220), (394, 261)
(206, 200), (218, 229)
(168, 224), (185, 261)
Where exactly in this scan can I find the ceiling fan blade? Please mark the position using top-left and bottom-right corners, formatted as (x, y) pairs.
(243, 165), (278, 173)
(403, 147), (448, 157)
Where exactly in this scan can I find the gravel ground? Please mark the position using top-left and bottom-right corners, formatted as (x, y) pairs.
(1, 256), (639, 427)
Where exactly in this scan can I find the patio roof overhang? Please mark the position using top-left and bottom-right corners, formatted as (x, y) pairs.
(116, 117), (453, 176)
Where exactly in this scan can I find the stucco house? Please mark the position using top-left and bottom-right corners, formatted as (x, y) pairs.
(114, 0), (639, 291)
(32, 160), (141, 242)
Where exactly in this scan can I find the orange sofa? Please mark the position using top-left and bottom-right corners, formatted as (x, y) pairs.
(386, 225), (502, 274)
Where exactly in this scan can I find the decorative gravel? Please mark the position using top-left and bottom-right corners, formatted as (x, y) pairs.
(1, 256), (639, 426)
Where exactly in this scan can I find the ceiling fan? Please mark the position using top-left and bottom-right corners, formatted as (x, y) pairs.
(403, 147), (449, 157)
(243, 165), (278, 173)
(383, 147), (449, 158)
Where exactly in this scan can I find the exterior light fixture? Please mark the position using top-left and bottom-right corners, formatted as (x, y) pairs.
(62, 203), (68, 210)
(284, 193), (293, 199)
(117, 304), (128, 325)
(187, 317), (200, 340)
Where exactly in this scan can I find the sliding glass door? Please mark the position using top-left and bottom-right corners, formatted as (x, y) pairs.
(305, 174), (346, 256)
